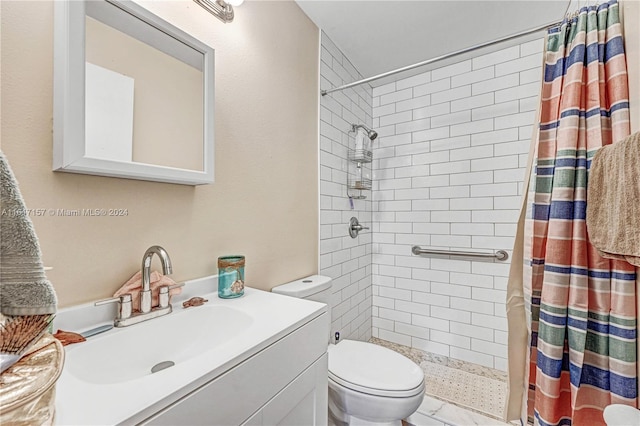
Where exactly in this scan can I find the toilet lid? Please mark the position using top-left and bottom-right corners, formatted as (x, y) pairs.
(328, 340), (424, 397)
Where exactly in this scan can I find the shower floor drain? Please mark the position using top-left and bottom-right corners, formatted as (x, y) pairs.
(151, 361), (175, 374)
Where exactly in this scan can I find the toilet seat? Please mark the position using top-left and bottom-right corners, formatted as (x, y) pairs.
(328, 372), (425, 398)
(327, 340), (425, 398)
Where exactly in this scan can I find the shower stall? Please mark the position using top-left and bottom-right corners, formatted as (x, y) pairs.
(316, 2), (640, 424)
(319, 30), (543, 422)
(319, 29), (543, 370)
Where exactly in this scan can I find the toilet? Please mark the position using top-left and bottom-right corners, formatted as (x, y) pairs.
(272, 275), (425, 426)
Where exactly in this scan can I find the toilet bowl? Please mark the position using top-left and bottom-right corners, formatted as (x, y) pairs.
(327, 339), (425, 425)
(272, 275), (425, 426)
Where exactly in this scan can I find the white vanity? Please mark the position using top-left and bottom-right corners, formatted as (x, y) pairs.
(54, 276), (329, 425)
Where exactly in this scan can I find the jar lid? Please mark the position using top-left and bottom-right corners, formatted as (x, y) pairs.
(218, 256), (245, 268)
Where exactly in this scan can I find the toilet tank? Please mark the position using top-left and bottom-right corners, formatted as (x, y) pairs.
(271, 275), (332, 305)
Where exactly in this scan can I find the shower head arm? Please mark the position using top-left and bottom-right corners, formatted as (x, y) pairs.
(352, 124), (371, 132)
(351, 124), (378, 141)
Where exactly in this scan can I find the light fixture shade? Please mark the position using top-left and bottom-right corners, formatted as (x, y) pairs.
(226, 0), (244, 6)
(193, 0), (236, 23)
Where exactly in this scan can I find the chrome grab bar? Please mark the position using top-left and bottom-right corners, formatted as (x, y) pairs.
(411, 246), (509, 262)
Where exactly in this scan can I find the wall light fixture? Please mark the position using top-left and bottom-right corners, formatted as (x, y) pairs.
(193, 0), (244, 23)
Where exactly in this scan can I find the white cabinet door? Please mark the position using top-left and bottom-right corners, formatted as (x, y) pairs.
(262, 354), (328, 426)
(141, 313), (328, 426)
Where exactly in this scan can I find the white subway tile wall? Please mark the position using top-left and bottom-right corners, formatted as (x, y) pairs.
(320, 32), (373, 341)
(370, 39), (543, 370)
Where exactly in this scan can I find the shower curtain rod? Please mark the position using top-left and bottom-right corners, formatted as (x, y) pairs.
(321, 19), (562, 96)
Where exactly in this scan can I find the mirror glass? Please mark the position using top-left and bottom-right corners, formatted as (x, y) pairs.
(54, 0), (214, 185)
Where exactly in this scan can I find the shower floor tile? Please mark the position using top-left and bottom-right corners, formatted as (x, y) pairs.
(421, 360), (506, 421)
(371, 338), (514, 426)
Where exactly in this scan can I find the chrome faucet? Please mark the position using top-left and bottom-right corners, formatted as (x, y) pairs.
(95, 245), (182, 327)
(140, 245), (173, 313)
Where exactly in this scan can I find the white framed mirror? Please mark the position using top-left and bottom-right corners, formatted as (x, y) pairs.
(53, 0), (214, 185)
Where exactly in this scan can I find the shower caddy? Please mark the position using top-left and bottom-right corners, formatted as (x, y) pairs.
(347, 125), (373, 200)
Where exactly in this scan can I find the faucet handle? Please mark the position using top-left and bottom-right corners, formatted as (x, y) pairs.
(95, 293), (132, 306)
(158, 283), (185, 308)
(95, 294), (132, 320)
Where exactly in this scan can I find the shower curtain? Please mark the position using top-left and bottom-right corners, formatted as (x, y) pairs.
(506, 1), (638, 425)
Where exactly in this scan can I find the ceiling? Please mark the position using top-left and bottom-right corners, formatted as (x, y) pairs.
(295, 0), (572, 86)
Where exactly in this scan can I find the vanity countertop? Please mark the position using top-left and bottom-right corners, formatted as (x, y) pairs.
(54, 276), (328, 425)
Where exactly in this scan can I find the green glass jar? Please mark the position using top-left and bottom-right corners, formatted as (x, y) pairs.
(218, 255), (245, 299)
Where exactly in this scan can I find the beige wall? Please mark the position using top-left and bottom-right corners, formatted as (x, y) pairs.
(1, 0), (319, 307)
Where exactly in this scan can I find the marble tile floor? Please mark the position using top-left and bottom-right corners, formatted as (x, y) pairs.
(370, 338), (516, 426)
(407, 395), (515, 426)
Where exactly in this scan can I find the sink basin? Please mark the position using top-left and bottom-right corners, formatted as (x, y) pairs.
(66, 305), (253, 384)
(55, 282), (328, 426)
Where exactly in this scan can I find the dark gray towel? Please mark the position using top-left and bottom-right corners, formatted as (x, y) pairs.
(0, 151), (57, 315)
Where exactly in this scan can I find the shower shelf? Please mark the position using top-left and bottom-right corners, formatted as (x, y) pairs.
(348, 149), (373, 163)
(347, 125), (374, 200)
(347, 177), (372, 191)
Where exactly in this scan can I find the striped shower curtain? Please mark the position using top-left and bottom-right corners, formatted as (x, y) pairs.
(524, 1), (638, 425)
